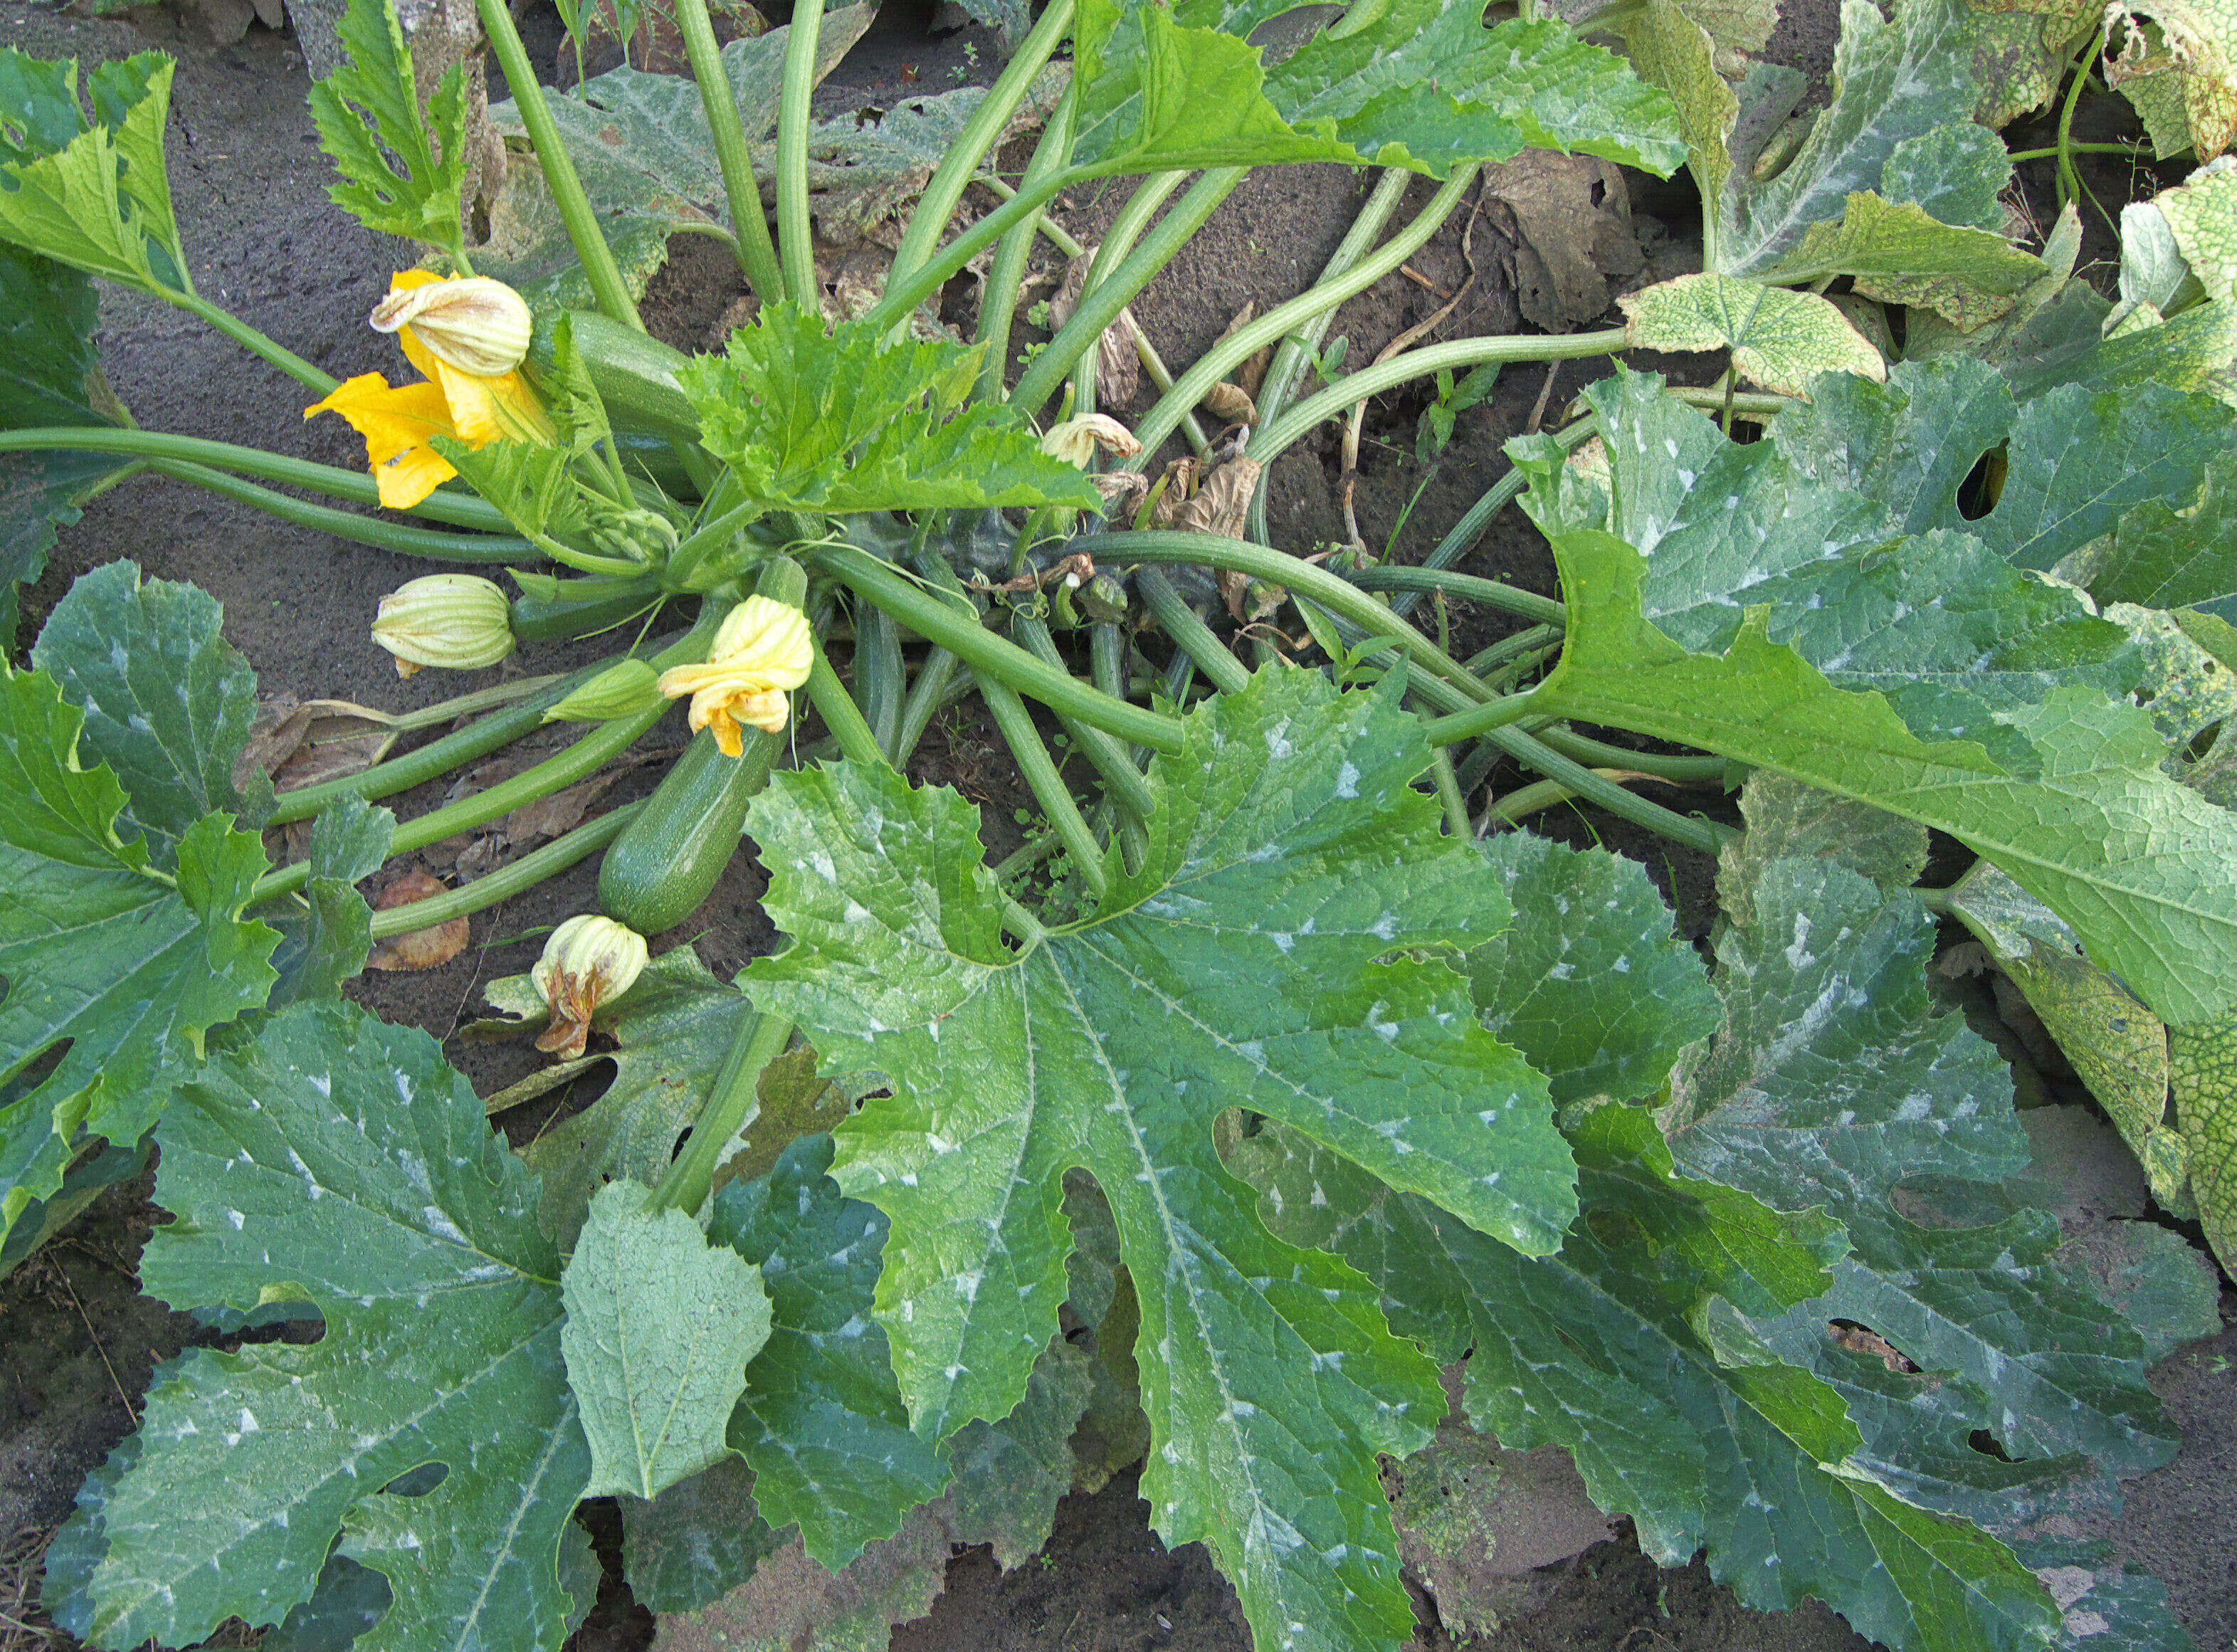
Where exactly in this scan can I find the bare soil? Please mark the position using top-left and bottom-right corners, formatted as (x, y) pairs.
(2, 3), (2233, 1651)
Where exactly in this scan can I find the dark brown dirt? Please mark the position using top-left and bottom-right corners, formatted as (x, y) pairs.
(3, 4), (2233, 1652)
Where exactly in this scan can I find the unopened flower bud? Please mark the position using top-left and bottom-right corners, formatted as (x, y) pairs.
(543, 660), (663, 723)
(368, 276), (534, 378)
(586, 506), (681, 566)
(372, 574), (516, 677)
(532, 915), (649, 1057)
(1040, 412), (1142, 468)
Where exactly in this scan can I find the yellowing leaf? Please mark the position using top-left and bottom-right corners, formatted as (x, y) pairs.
(1619, 272), (1887, 394)
(2110, 0), (2237, 159)
(2171, 1011), (2237, 1268)
(1768, 192), (2048, 328)
(2147, 158), (2237, 298)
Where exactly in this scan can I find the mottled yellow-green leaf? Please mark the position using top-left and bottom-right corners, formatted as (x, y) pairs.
(2109, 1), (2237, 159)
(2117, 56), (2201, 157)
(2145, 1129), (2197, 1214)
(1620, 272), (1887, 394)
(1953, 4), (2073, 125)
(1769, 192), (2048, 327)
(2148, 161), (2237, 313)
(2169, 1010), (2237, 1268)
(2105, 601), (2237, 749)
(1947, 863), (2174, 1179)
(1621, 0), (1737, 213)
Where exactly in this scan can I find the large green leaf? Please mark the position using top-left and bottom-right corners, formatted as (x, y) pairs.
(0, 49), (191, 293)
(1775, 354), (2237, 573)
(0, 668), (276, 1253)
(1228, 1105), (2063, 1652)
(1463, 833), (1720, 1108)
(2089, 449), (2237, 624)
(744, 669), (1575, 1652)
(561, 1181), (771, 1503)
(1515, 370), (2237, 1022)
(51, 1001), (589, 1652)
(685, 303), (1100, 514)
(31, 561), (270, 868)
(1515, 369), (2139, 749)
(305, 0), (467, 247)
(1532, 527), (2237, 1023)
(1666, 855), (2182, 1478)
(0, 241), (125, 646)
(708, 1133), (952, 1567)
(1070, 0), (1685, 177)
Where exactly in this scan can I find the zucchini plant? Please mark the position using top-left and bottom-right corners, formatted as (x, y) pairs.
(1, 0), (2234, 1647)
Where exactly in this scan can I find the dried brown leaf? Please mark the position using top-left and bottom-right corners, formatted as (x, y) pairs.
(365, 869), (470, 972)
(1483, 152), (1645, 332)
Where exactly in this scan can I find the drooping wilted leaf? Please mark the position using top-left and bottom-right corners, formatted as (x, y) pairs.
(49, 1001), (589, 1652)
(1668, 854), (2182, 1480)
(2107, 0), (2237, 161)
(1618, 270), (1886, 394)
(562, 1181), (771, 1502)
(744, 670), (1577, 1652)
(1719, 0), (1997, 274)
(685, 303), (1100, 514)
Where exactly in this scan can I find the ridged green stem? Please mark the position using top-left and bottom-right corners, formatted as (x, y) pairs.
(672, 0), (786, 301)
(1065, 169), (1189, 414)
(650, 1007), (795, 1216)
(144, 460), (532, 562)
(1132, 567), (1248, 694)
(1089, 531), (1488, 703)
(173, 290), (336, 396)
(1344, 566), (1565, 628)
(363, 800), (640, 937)
(1246, 166), (1412, 543)
(975, 98), (1081, 400)
(774, 0), (825, 303)
(1532, 726), (1728, 786)
(888, 0), (1079, 312)
(813, 542), (1183, 752)
(1130, 167), (1476, 462)
(1010, 615), (1156, 824)
(0, 427), (514, 532)
(1478, 725), (1729, 854)
(861, 165), (1084, 333)
(1253, 330), (1627, 470)
(478, 0), (644, 330)
(1012, 167), (1244, 418)
(976, 670), (1108, 898)
(892, 645), (962, 768)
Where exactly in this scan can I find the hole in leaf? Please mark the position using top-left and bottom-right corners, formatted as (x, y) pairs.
(1968, 1429), (2014, 1462)
(1957, 443), (2007, 521)
(1, 1036), (70, 1109)
(381, 1463), (450, 1496)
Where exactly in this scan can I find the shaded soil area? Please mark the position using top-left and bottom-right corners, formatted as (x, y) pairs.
(2, 3), (2234, 1651)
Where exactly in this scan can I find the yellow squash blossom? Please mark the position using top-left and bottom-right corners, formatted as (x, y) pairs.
(306, 270), (554, 510)
(656, 596), (814, 757)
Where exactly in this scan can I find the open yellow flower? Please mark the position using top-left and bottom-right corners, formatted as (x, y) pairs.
(305, 270), (554, 509)
(656, 595), (814, 757)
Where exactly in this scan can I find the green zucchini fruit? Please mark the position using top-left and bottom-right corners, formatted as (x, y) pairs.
(597, 721), (777, 934)
(525, 311), (701, 443)
(597, 557), (810, 935)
